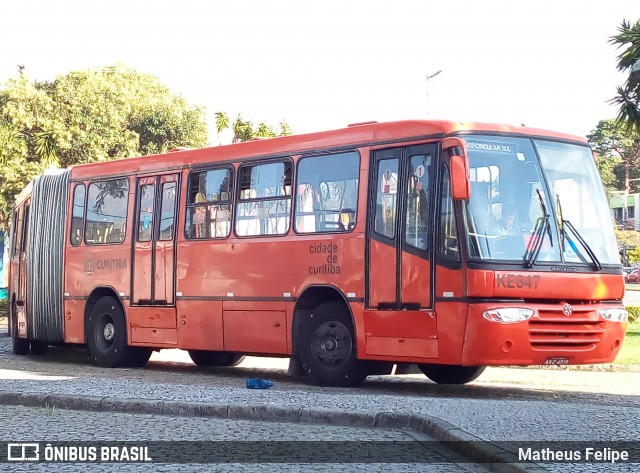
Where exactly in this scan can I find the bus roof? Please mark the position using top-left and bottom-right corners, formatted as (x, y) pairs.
(69, 119), (588, 180)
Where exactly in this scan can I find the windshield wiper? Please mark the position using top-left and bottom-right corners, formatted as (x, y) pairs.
(556, 195), (602, 271)
(523, 189), (553, 268)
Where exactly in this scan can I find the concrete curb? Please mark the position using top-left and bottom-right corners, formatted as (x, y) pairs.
(0, 390), (546, 473)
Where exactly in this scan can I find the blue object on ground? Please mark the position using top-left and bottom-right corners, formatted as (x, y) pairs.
(246, 378), (273, 389)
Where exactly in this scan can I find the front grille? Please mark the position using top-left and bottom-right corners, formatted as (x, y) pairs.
(528, 307), (605, 350)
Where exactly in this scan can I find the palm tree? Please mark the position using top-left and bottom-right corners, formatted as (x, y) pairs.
(231, 115), (254, 143)
(214, 111), (230, 145)
(279, 121), (293, 136)
(255, 122), (275, 138)
(610, 19), (640, 131)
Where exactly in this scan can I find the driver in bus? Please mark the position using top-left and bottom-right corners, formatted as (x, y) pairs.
(498, 204), (521, 235)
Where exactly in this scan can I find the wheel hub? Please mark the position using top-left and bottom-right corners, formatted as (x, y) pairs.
(313, 321), (352, 367)
(103, 322), (115, 342)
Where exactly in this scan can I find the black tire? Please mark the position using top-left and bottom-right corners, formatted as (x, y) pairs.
(86, 296), (134, 368)
(127, 347), (153, 367)
(188, 350), (245, 367)
(297, 301), (366, 387)
(30, 340), (48, 355)
(11, 300), (29, 355)
(418, 364), (486, 384)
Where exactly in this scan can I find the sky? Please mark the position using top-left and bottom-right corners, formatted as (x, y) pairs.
(2, 1), (640, 144)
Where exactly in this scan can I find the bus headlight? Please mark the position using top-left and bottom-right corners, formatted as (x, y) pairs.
(597, 309), (628, 322)
(483, 308), (534, 324)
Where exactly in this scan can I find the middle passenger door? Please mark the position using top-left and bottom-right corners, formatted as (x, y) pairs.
(132, 174), (179, 305)
(367, 144), (435, 310)
(364, 144), (438, 359)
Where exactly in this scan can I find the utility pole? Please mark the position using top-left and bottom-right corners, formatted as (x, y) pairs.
(426, 70), (442, 116)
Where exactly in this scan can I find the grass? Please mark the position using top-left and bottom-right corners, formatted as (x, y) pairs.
(616, 322), (640, 365)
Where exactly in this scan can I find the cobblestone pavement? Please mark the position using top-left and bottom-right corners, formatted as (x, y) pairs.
(0, 404), (488, 472)
(0, 336), (638, 472)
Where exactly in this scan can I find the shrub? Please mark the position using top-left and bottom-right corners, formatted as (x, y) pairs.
(0, 298), (7, 314)
(627, 306), (640, 323)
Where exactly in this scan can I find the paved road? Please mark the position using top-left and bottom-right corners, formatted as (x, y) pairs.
(0, 335), (639, 472)
(0, 405), (489, 472)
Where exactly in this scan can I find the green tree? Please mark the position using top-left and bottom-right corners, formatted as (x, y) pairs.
(0, 64), (209, 229)
(214, 111), (230, 145)
(216, 112), (292, 144)
(587, 119), (640, 194)
(610, 19), (640, 131)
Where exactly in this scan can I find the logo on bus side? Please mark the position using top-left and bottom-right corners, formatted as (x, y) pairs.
(84, 258), (128, 275)
(308, 243), (341, 275)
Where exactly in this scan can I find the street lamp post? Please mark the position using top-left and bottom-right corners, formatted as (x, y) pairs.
(426, 70), (442, 116)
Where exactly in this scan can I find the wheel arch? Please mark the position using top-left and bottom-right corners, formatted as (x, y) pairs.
(292, 285), (357, 356)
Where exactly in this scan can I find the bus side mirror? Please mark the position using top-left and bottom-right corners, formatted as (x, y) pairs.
(442, 137), (470, 200)
(450, 155), (470, 200)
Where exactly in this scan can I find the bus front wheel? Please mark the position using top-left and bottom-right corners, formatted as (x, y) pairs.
(87, 296), (148, 368)
(188, 351), (245, 367)
(297, 301), (367, 387)
(418, 364), (486, 384)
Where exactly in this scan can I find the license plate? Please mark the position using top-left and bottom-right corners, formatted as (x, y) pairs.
(544, 357), (570, 365)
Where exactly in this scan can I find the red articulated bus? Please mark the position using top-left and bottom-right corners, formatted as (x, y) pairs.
(8, 120), (628, 386)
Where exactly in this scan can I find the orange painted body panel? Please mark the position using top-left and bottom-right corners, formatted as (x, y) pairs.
(66, 245), (131, 293)
(432, 266), (468, 364)
(176, 236), (365, 304)
(63, 300), (85, 343)
(176, 300), (223, 350)
(366, 336), (438, 358)
(127, 306), (176, 329)
(223, 310), (288, 354)
(130, 327), (177, 346)
(363, 309), (437, 359)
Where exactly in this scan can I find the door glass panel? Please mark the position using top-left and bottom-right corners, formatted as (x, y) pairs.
(405, 153), (431, 250)
(374, 158), (399, 238)
(138, 185), (155, 242)
(159, 182), (176, 241)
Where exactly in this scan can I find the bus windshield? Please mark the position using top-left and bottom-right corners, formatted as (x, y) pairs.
(463, 135), (619, 266)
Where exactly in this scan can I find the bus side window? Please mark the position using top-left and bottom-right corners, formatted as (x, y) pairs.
(440, 166), (460, 261)
(294, 151), (360, 234)
(185, 167), (233, 239)
(70, 183), (86, 246)
(235, 161), (292, 237)
(85, 178), (129, 245)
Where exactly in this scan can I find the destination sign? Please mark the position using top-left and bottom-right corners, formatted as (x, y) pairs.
(466, 141), (516, 153)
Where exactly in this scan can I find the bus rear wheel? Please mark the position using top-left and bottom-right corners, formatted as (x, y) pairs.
(297, 301), (366, 387)
(11, 300), (30, 356)
(418, 364), (486, 384)
(188, 350), (245, 367)
(87, 296), (139, 368)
